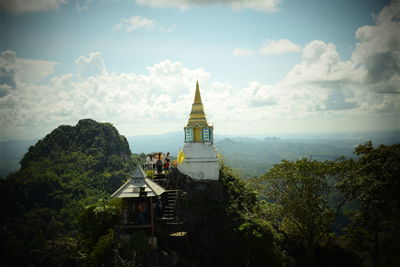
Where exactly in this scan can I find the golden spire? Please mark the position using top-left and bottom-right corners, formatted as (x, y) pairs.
(187, 81), (208, 126)
(194, 80), (202, 104)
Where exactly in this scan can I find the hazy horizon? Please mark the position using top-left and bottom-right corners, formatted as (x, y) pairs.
(1, 126), (399, 142)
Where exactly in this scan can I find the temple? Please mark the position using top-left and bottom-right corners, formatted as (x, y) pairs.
(184, 81), (214, 143)
(177, 81), (219, 180)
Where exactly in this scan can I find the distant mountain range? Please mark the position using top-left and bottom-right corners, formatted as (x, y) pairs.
(1, 130), (399, 178)
(217, 137), (354, 178)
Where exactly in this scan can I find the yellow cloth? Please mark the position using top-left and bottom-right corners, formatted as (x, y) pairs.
(177, 149), (185, 164)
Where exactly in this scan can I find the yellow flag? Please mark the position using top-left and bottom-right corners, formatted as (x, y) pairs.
(177, 149), (185, 164)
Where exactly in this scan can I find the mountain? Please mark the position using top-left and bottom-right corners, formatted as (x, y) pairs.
(0, 120), (285, 266)
(127, 130), (400, 178)
(217, 137), (355, 178)
(2, 130), (399, 178)
(0, 119), (134, 266)
(0, 120), (398, 266)
(127, 131), (183, 155)
(126, 132), (358, 178)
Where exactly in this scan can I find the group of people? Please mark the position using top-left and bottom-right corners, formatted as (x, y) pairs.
(145, 152), (170, 174)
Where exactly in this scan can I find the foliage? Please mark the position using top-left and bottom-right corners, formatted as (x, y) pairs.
(219, 161), (257, 217)
(85, 229), (115, 267)
(146, 170), (155, 179)
(78, 198), (121, 251)
(235, 217), (285, 267)
(337, 142), (400, 266)
(1, 117), (398, 267)
(0, 119), (132, 266)
(218, 161), (286, 267)
(131, 152), (146, 166)
(257, 158), (347, 266)
(117, 229), (150, 265)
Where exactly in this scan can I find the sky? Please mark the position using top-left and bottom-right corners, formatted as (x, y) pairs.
(0, 0), (399, 141)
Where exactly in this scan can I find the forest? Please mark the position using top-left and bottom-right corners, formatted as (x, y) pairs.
(0, 119), (399, 266)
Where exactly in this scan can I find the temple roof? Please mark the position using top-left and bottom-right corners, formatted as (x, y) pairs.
(187, 81), (208, 126)
(111, 165), (166, 198)
(194, 80), (202, 104)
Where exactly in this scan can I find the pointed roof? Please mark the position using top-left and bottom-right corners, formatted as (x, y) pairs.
(194, 81), (202, 104)
(187, 81), (208, 126)
(111, 165), (166, 198)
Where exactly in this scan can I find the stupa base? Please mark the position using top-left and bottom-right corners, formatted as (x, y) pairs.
(177, 143), (219, 180)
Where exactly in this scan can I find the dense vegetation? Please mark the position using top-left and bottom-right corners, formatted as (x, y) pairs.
(247, 142), (400, 267)
(0, 119), (398, 267)
(0, 119), (135, 266)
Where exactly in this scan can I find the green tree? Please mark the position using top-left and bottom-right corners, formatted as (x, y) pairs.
(0, 119), (132, 266)
(337, 142), (400, 267)
(78, 198), (121, 252)
(258, 159), (346, 266)
(219, 162), (285, 267)
(85, 229), (115, 267)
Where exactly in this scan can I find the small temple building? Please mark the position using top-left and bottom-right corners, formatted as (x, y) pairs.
(177, 81), (219, 180)
(111, 165), (166, 232)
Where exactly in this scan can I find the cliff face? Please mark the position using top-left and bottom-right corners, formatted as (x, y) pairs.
(158, 167), (259, 267)
(172, 169), (225, 241)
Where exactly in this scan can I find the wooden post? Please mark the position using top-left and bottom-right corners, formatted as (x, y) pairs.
(150, 197), (154, 237)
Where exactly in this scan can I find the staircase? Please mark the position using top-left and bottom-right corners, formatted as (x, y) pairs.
(153, 172), (167, 185)
(162, 190), (179, 224)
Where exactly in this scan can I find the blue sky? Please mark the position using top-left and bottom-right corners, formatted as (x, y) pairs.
(0, 0), (399, 140)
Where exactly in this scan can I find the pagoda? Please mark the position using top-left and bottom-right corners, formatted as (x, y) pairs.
(177, 81), (219, 180)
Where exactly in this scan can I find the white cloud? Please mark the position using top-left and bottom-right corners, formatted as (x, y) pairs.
(76, 0), (91, 12)
(0, 0), (66, 14)
(0, 44), (398, 140)
(259, 39), (301, 55)
(114, 16), (176, 33)
(0, 50), (17, 93)
(350, 0), (400, 93)
(135, 0), (281, 13)
(0, 52), (212, 140)
(284, 40), (359, 86)
(243, 82), (278, 107)
(158, 24), (177, 33)
(0, 51), (58, 90)
(233, 48), (254, 56)
(75, 52), (107, 80)
(114, 16), (156, 32)
(16, 58), (57, 84)
(234, 39), (301, 56)
(230, 0), (400, 118)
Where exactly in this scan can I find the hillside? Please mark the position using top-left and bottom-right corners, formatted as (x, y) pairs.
(0, 119), (398, 266)
(217, 137), (355, 178)
(0, 119), (286, 266)
(0, 119), (134, 266)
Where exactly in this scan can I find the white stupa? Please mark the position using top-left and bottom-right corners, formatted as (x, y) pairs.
(177, 81), (219, 180)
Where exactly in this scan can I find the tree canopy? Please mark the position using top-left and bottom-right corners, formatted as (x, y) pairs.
(0, 119), (133, 266)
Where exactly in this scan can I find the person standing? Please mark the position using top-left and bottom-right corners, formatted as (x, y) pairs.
(146, 154), (152, 170)
(156, 152), (163, 174)
(151, 153), (157, 171)
(164, 152), (170, 172)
